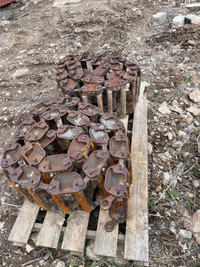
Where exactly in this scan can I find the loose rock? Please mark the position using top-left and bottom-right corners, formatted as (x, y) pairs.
(178, 229), (192, 240)
(153, 12), (167, 25)
(172, 16), (185, 27)
(187, 106), (200, 116)
(186, 3), (200, 11)
(158, 102), (171, 115)
(185, 14), (200, 25)
(189, 90), (200, 103)
(163, 172), (170, 185)
(184, 210), (200, 244)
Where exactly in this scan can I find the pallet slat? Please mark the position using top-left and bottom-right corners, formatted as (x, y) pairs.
(120, 115), (129, 133)
(8, 199), (40, 244)
(33, 223), (126, 243)
(36, 210), (65, 249)
(93, 209), (118, 258)
(61, 211), (90, 255)
(124, 82), (149, 265)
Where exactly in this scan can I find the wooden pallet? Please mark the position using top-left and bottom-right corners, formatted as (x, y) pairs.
(8, 82), (149, 266)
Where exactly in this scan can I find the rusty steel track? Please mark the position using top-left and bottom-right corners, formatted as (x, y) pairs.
(1, 97), (132, 232)
(56, 53), (141, 118)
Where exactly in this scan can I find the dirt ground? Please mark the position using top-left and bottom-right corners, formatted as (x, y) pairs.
(0, 0), (200, 266)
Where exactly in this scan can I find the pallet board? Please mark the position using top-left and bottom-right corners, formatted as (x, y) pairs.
(124, 82), (149, 265)
(8, 200), (40, 245)
(36, 210), (65, 249)
(8, 84), (149, 265)
(61, 211), (90, 255)
(93, 209), (119, 258)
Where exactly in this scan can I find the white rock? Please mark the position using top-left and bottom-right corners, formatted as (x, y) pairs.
(170, 105), (183, 114)
(51, 259), (65, 267)
(185, 14), (200, 24)
(193, 180), (200, 188)
(172, 16), (185, 27)
(178, 130), (187, 141)
(25, 244), (34, 253)
(12, 68), (29, 78)
(167, 132), (173, 141)
(163, 172), (170, 185)
(153, 12), (167, 24)
(186, 3), (200, 11)
(189, 90), (200, 103)
(56, 261), (65, 267)
(75, 42), (82, 48)
(187, 106), (200, 116)
(158, 102), (171, 115)
(183, 152), (190, 159)
(170, 221), (177, 234)
(178, 229), (192, 240)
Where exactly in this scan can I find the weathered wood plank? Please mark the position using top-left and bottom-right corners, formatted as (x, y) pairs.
(93, 209), (118, 257)
(120, 115), (129, 133)
(13, 241), (24, 247)
(8, 200), (40, 244)
(61, 211), (90, 255)
(36, 210), (65, 249)
(124, 82), (149, 265)
(33, 223), (125, 243)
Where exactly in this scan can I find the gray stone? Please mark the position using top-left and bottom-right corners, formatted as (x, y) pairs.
(178, 130), (187, 141)
(178, 229), (192, 240)
(158, 102), (171, 115)
(12, 68), (29, 78)
(56, 261), (65, 267)
(51, 260), (66, 267)
(189, 90), (200, 103)
(187, 106), (200, 116)
(170, 221), (177, 234)
(185, 14), (200, 24)
(25, 244), (34, 253)
(193, 180), (200, 188)
(170, 105), (183, 114)
(186, 3), (200, 11)
(172, 16), (185, 27)
(159, 224), (166, 230)
(153, 12), (167, 24)
(163, 172), (170, 185)
(167, 132), (173, 141)
(184, 210), (200, 244)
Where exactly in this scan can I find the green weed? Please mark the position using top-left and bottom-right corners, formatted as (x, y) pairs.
(189, 168), (200, 178)
(45, 248), (54, 260)
(168, 189), (179, 197)
(148, 197), (158, 208)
